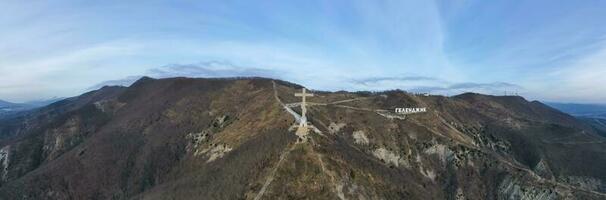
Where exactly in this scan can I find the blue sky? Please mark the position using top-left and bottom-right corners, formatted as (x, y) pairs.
(1, 0), (606, 103)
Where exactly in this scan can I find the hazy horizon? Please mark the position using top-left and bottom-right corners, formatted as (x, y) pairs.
(2, 1), (606, 103)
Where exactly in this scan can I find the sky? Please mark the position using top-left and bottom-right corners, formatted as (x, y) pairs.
(1, 0), (606, 103)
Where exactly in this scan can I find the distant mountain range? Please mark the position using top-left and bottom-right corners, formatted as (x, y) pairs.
(546, 102), (606, 137)
(0, 99), (22, 108)
(0, 98), (63, 118)
(0, 100), (32, 114)
(545, 102), (606, 118)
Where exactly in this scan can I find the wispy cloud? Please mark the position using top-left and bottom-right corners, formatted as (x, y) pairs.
(351, 76), (444, 86)
(91, 68), (523, 98)
(149, 60), (282, 79)
(2, 1), (606, 103)
(350, 76), (523, 96)
(88, 60), (284, 90)
(529, 41), (606, 103)
(87, 76), (143, 90)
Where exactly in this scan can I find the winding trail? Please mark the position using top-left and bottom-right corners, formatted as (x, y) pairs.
(253, 143), (296, 200)
(273, 81), (302, 123)
(594, 118), (606, 127)
(309, 137), (345, 200)
(542, 131), (606, 144)
(284, 96), (374, 108)
(252, 82), (301, 200)
(327, 96), (375, 105)
(274, 82), (410, 121)
(270, 81), (344, 199)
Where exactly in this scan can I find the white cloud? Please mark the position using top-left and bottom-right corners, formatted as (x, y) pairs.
(0, 40), (147, 101)
(349, 76), (522, 96)
(1, 1), (604, 104)
(528, 42), (606, 103)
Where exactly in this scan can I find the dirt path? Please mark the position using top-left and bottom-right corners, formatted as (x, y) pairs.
(253, 82), (301, 200)
(273, 82), (400, 121)
(542, 131), (606, 144)
(309, 137), (345, 200)
(285, 96), (374, 107)
(273, 81), (302, 123)
(327, 96), (375, 105)
(253, 143), (296, 200)
(272, 81), (345, 199)
(594, 118), (606, 127)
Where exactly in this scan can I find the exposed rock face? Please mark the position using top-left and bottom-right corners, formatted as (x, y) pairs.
(534, 159), (554, 180)
(0, 146), (8, 181)
(352, 130), (369, 145)
(498, 176), (557, 200)
(423, 143), (454, 164)
(328, 122), (346, 134)
(0, 77), (605, 199)
(372, 147), (406, 167)
(204, 143), (233, 162)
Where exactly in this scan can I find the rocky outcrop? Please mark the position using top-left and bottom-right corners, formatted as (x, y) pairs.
(352, 130), (369, 145)
(498, 176), (557, 200)
(0, 146), (9, 182)
(372, 147), (408, 168)
(204, 143), (233, 162)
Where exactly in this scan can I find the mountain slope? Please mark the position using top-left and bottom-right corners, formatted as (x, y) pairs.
(545, 102), (606, 138)
(0, 77), (605, 199)
(578, 117), (606, 137)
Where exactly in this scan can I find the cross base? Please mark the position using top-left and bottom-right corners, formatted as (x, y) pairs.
(295, 123), (310, 143)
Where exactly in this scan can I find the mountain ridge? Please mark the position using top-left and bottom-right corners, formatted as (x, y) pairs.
(0, 76), (605, 199)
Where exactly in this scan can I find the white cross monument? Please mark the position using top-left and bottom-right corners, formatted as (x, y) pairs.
(294, 88), (314, 142)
